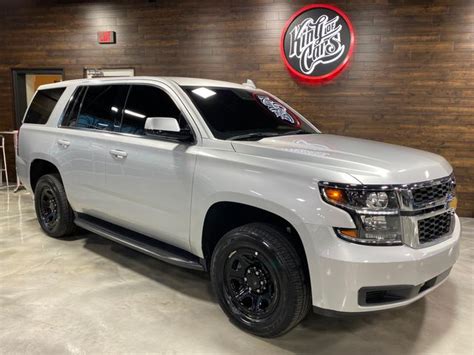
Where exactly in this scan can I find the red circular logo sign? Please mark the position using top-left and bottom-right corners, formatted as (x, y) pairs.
(280, 4), (355, 83)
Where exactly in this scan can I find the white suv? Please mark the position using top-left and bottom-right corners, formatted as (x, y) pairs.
(17, 77), (460, 337)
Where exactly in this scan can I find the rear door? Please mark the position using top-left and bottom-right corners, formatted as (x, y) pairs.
(103, 84), (197, 250)
(55, 84), (129, 218)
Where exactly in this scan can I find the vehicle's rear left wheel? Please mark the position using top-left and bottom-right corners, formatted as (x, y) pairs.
(34, 174), (75, 238)
(210, 223), (311, 337)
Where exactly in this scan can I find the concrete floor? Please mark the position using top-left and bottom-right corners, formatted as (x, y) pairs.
(0, 189), (473, 354)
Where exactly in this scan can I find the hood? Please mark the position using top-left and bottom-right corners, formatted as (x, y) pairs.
(231, 134), (452, 185)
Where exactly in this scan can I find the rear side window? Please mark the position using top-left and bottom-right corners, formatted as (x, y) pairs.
(75, 85), (129, 131)
(120, 85), (184, 135)
(24, 88), (65, 124)
(61, 86), (87, 127)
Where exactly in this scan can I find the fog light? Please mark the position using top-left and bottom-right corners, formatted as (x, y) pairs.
(366, 192), (389, 209)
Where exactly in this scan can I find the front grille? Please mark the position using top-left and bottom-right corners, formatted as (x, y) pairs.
(412, 180), (452, 207)
(418, 211), (452, 244)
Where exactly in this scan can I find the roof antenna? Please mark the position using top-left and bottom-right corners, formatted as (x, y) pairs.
(242, 79), (256, 89)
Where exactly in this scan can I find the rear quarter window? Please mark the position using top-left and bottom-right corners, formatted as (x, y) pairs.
(24, 87), (65, 124)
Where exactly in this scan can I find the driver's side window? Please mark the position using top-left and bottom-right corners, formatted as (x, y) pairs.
(120, 85), (189, 136)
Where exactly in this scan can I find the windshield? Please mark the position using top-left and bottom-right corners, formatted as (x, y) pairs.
(182, 86), (317, 140)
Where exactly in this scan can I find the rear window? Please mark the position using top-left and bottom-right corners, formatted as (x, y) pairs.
(24, 87), (65, 124)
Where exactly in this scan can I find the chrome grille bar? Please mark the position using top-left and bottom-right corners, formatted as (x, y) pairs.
(396, 174), (456, 248)
(398, 174), (456, 212)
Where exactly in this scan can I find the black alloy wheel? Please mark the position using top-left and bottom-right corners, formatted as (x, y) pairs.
(211, 223), (311, 337)
(34, 174), (76, 238)
(224, 247), (279, 320)
(39, 187), (59, 231)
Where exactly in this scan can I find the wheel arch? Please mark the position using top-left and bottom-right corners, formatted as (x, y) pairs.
(30, 158), (61, 192)
(200, 199), (310, 283)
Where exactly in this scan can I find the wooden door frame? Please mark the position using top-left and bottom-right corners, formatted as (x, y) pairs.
(11, 68), (64, 128)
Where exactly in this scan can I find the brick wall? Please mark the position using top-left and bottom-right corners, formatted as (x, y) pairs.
(0, 0), (472, 216)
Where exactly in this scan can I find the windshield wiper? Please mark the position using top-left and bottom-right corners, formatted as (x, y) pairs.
(228, 132), (279, 141)
(228, 130), (313, 141)
(279, 129), (311, 136)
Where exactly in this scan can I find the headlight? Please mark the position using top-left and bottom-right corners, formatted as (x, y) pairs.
(366, 192), (388, 209)
(319, 183), (402, 246)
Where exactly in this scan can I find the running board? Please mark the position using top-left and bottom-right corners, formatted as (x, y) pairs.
(74, 214), (205, 271)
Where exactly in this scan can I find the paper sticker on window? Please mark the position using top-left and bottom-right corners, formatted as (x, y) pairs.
(255, 94), (299, 126)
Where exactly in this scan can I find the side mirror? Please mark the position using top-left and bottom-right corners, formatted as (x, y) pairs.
(145, 117), (180, 133)
(144, 116), (194, 143)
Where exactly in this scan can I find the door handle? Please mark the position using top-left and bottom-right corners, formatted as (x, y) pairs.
(110, 149), (128, 160)
(57, 139), (70, 148)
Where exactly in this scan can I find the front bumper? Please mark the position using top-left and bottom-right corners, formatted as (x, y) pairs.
(302, 214), (460, 313)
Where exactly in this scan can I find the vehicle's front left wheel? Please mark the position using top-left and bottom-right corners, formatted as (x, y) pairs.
(34, 174), (76, 238)
(210, 223), (311, 337)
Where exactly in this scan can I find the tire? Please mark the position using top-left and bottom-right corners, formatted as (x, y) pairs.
(34, 174), (76, 238)
(210, 223), (311, 337)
